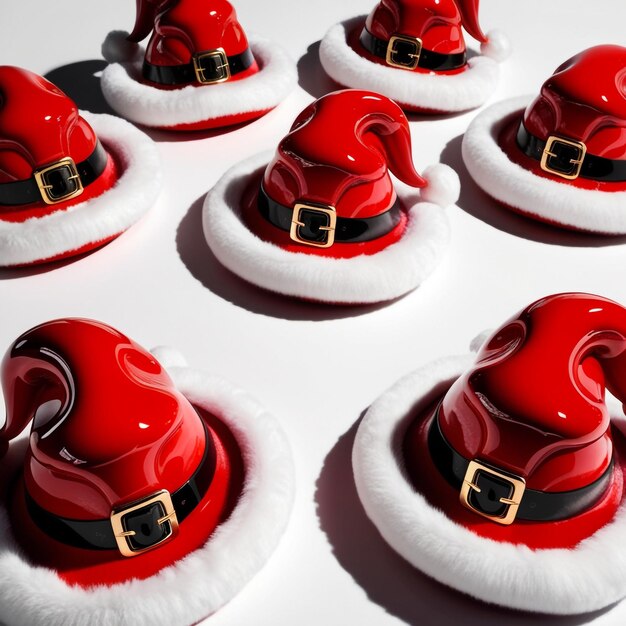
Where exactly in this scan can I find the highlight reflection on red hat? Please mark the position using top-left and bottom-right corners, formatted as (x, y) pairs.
(0, 319), (294, 625)
(101, 0), (296, 131)
(355, 293), (626, 614)
(203, 89), (460, 304)
(464, 45), (626, 234)
(0, 66), (159, 267)
(320, 0), (510, 114)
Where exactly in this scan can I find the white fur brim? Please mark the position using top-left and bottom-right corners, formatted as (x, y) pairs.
(0, 112), (160, 267)
(320, 17), (502, 112)
(354, 349), (626, 615)
(462, 96), (626, 234)
(101, 35), (297, 128)
(203, 152), (450, 304)
(0, 355), (295, 626)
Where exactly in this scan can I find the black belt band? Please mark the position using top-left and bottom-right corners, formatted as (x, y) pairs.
(359, 28), (466, 71)
(428, 408), (613, 522)
(516, 122), (626, 182)
(258, 185), (403, 245)
(25, 420), (216, 551)
(0, 141), (108, 208)
(143, 47), (254, 86)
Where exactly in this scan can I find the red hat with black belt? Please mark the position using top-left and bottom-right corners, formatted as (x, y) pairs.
(0, 66), (159, 267)
(0, 319), (293, 625)
(463, 45), (626, 234)
(203, 89), (459, 304)
(355, 293), (626, 614)
(101, 0), (296, 131)
(320, 0), (510, 114)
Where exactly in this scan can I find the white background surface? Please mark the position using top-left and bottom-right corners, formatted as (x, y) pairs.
(1, 1), (626, 624)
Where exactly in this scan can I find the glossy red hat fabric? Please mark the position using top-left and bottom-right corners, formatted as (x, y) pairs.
(130, 0), (251, 48)
(437, 293), (626, 494)
(463, 46), (626, 234)
(505, 45), (626, 188)
(319, 2), (508, 115)
(0, 336), (294, 625)
(354, 293), (626, 614)
(203, 88), (458, 303)
(0, 66), (160, 267)
(245, 89), (432, 259)
(129, 0), (259, 84)
(409, 293), (626, 544)
(100, 0), (296, 130)
(0, 66), (118, 224)
(365, 0), (487, 57)
(523, 46), (626, 161)
(0, 319), (236, 587)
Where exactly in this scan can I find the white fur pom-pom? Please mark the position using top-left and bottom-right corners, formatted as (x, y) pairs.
(102, 30), (143, 64)
(151, 346), (189, 370)
(470, 329), (494, 353)
(420, 164), (460, 207)
(481, 29), (511, 63)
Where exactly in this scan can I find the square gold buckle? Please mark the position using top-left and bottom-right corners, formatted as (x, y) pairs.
(290, 202), (337, 248)
(386, 34), (422, 70)
(110, 490), (179, 558)
(460, 460), (526, 526)
(193, 48), (231, 84)
(33, 157), (83, 205)
(540, 135), (587, 180)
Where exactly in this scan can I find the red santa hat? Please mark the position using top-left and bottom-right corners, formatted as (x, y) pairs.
(203, 89), (459, 304)
(0, 319), (293, 624)
(0, 66), (159, 267)
(463, 45), (626, 234)
(319, 0), (510, 114)
(100, 0), (296, 131)
(354, 293), (626, 614)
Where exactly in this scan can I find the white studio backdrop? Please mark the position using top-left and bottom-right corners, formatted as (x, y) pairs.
(1, 1), (625, 625)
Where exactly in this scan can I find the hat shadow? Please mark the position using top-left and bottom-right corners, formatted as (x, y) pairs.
(441, 134), (626, 248)
(0, 245), (108, 281)
(44, 60), (258, 143)
(139, 118), (259, 144)
(175, 193), (402, 322)
(315, 416), (616, 626)
(45, 60), (117, 115)
(297, 40), (342, 100)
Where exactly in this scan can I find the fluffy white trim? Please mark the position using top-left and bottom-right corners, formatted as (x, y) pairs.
(203, 152), (452, 304)
(421, 163), (460, 207)
(0, 112), (159, 267)
(319, 17), (503, 113)
(100, 34), (297, 128)
(480, 29), (511, 63)
(462, 96), (626, 234)
(102, 30), (143, 65)
(150, 346), (189, 369)
(0, 360), (295, 626)
(354, 351), (626, 615)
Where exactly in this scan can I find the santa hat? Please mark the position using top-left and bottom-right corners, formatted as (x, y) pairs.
(463, 45), (626, 234)
(100, 0), (296, 131)
(354, 292), (626, 614)
(203, 89), (459, 304)
(0, 319), (294, 624)
(319, 0), (510, 114)
(0, 67), (159, 267)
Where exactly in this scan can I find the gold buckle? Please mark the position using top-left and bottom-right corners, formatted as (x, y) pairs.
(110, 490), (179, 558)
(460, 460), (526, 526)
(290, 202), (337, 248)
(386, 34), (422, 70)
(540, 135), (587, 180)
(192, 48), (231, 84)
(33, 157), (83, 205)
